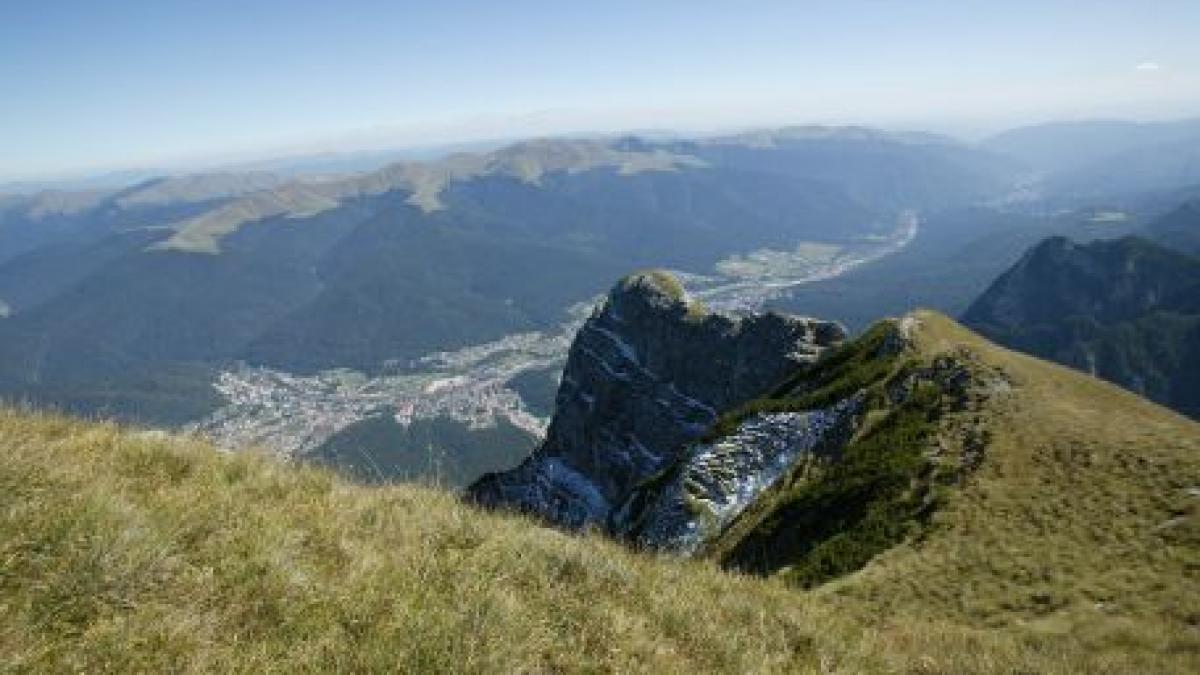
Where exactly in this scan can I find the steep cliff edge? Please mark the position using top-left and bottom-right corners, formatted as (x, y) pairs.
(471, 270), (1199, 613)
(466, 272), (1004, 577)
(467, 268), (1013, 586)
(466, 271), (846, 528)
(613, 311), (1013, 588)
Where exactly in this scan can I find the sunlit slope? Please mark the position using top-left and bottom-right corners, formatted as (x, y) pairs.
(1, 313), (1198, 673)
(817, 312), (1200, 638)
(0, 411), (818, 673)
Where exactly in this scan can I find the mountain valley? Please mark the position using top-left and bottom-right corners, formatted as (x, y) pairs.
(2, 119), (1199, 490)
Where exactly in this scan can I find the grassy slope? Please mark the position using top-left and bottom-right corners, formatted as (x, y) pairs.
(1, 312), (1198, 672)
(817, 312), (1200, 666)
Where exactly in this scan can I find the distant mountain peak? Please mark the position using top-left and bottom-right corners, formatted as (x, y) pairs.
(152, 138), (705, 254)
(709, 124), (957, 149)
(964, 234), (1200, 417)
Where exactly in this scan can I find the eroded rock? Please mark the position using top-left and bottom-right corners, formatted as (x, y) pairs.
(466, 271), (845, 529)
(613, 395), (863, 553)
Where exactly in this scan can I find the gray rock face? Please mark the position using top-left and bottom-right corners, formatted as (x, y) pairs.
(466, 271), (845, 529)
(613, 395), (864, 553)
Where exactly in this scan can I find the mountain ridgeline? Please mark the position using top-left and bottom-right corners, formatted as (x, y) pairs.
(964, 235), (1200, 419)
(4, 119), (1200, 669)
(4, 118), (1200, 493)
(0, 129), (1015, 425)
(1143, 198), (1200, 256)
(468, 269), (1200, 614)
(981, 118), (1200, 206)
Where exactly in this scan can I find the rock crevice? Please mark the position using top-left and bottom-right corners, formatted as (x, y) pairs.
(466, 271), (845, 528)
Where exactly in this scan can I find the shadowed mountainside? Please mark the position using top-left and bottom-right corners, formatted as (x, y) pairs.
(964, 235), (1200, 418)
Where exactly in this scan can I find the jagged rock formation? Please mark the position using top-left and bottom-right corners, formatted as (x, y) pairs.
(471, 280), (1020, 587)
(614, 313), (1001, 565)
(612, 396), (863, 553)
(466, 271), (846, 528)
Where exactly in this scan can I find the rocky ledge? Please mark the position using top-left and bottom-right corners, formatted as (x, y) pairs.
(466, 270), (846, 529)
(612, 394), (864, 553)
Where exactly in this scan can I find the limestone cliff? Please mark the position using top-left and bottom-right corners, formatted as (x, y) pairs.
(469, 271), (1016, 588)
(466, 271), (845, 528)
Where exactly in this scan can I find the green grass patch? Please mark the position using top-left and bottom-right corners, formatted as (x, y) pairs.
(703, 321), (903, 443)
(719, 379), (946, 588)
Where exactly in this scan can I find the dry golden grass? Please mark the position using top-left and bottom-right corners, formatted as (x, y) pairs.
(1, 311), (1197, 672)
(0, 410), (822, 673)
(816, 311), (1200, 672)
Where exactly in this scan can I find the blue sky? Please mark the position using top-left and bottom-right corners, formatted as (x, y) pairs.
(2, 0), (1198, 180)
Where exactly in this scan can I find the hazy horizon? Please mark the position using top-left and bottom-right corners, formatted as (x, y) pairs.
(3, 0), (1199, 183)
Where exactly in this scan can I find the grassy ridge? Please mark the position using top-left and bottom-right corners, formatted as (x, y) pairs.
(1, 312), (1199, 672)
(817, 313), (1200, 666)
(0, 409), (820, 672)
(719, 378), (947, 588)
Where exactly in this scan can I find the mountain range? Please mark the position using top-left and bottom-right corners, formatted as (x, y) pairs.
(4, 116), (1200, 671)
(0, 126), (1016, 481)
(2, 118), (1200, 487)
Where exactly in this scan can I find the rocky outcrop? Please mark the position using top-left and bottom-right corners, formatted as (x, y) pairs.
(466, 271), (845, 529)
(469, 294), (1013, 586)
(613, 395), (863, 553)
